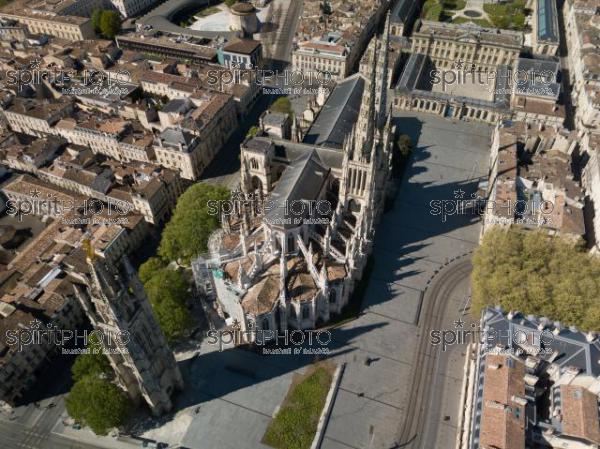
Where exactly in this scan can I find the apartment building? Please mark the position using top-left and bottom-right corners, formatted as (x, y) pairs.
(1, 139), (183, 225)
(2, 98), (74, 137)
(463, 307), (600, 449)
(55, 113), (155, 162)
(0, 0), (96, 41)
(292, 0), (390, 81)
(0, 176), (149, 405)
(292, 37), (350, 81)
(484, 121), (584, 240)
(582, 133), (600, 253)
(563, 0), (600, 133)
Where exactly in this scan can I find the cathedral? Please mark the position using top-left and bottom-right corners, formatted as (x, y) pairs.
(202, 18), (395, 340)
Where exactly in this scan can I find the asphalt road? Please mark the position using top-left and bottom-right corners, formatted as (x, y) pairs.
(0, 400), (107, 449)
(398, 257), (474, 449)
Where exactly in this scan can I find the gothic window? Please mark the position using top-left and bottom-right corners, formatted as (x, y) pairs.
(329, 290), (336, 304)
(250, 158), (259, 170)
(302, 307), (310, 320)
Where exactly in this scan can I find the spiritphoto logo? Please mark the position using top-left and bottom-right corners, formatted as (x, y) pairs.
(430, 318), (554, 354)
(429, 189), (555, 223)
(5, 190), (134, 222)
(429, 60), (556, 94)
(207, 196), (333, 226)
(4, 319), (130, 354)
(206, 65), (334, 88)
(206, 327), (331, 353)
(5, 59), (132, 97)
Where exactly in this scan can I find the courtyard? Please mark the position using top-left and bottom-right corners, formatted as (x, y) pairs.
(422, 0), (528, 30)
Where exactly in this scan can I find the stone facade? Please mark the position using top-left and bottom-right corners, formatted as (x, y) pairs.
(70, 255), (183, 416)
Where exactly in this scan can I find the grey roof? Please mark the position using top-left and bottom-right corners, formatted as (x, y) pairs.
(244, 137), (274, 153)
(516, 57), (559, 76)
(90, 170), (113, 194)
(494, 65), (512, 106)
(303, 74), (364, 149)
(537, 0), (559, 43)
(243, 137), (344, 169)
(482, 307), (600, 376)
(159, 127), (196, 150)
(514, 58), (561, 99)
(262, 112), (289, 127)
(396, 53), (429, 92)
(265, 150), (329, 230)
(162, 98), (192, 114)
(390, 0), (416, 24)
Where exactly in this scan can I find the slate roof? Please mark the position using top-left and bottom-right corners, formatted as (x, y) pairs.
(482, 307), (600, 377)
(265, 150), (329, 230)
(303, 74), (364, 149)
(390, 0), (416, 24)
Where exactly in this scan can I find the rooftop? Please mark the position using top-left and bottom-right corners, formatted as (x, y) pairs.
(303, 74), (364, 149)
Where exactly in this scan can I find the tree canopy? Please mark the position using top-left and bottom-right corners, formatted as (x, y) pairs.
(91, 9), (102, 33)
(65, 375), (130, 435)
(144, 268), (193, 342)
(270, 97), (293, 116)
(471, 227), (600, 331)
(71, 335), (112, 382)
(138, 256), (166, 284)
(158, 183), (230, 264)
(67, 337), (129, 435)
(99, 10), (121, 39)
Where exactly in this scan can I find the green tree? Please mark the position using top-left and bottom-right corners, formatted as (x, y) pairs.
(270, 97), (293, 116)
(138, 256), (166, 284)
(91, 9), (102, 33)
(472, 228), (600, 331)
(392, 134), (412, 177)
(224, 0), (236, 6)
(158, 183), (230, 264)
(65, 376), (130, 436)
(397, 134), (412, 158)
(99, 11), (121, 39)
(144, 268), (192, 342)
(247, 125), (260, 138)
(71, 334), (112, 382)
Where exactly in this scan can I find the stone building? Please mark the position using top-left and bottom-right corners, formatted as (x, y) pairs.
(197, 21), (394, 338)
(483, 121), (584, 239)
(69, 254), (183, 416)
(389, 0), (418, 37)
(462, 307), (600, 449)
(411, 21), (523, 72)
(292, 0), (390, 82)
(229, 2), (259, 37)
(563, 0), (600, 135)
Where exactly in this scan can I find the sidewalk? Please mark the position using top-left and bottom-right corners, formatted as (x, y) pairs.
(52, 415), (149, 449)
